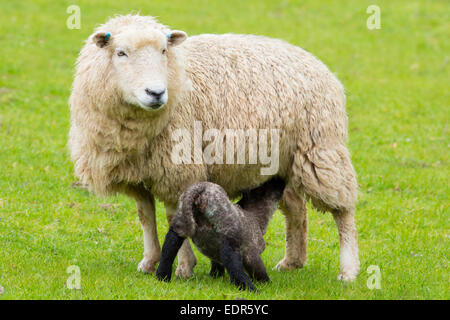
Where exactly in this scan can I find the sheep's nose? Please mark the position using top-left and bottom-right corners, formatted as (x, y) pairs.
(145, 88), (166, 100)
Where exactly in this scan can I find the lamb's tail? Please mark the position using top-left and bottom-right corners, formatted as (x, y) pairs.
(171, 182), (210, 238)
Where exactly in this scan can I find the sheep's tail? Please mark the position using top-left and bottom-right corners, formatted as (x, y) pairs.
(171, 182), (209, 238)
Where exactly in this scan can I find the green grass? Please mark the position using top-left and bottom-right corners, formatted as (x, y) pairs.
(0, 0), (448, 300)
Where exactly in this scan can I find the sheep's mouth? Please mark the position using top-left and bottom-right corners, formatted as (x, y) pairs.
(137, 100), (165, 111)
(147, 102), (165, 110)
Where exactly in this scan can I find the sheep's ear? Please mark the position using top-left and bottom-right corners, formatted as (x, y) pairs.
(93, 32), (111, 48)
(168, 30), (187, 47)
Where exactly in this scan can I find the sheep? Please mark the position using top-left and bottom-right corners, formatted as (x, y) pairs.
(156, 178), (286, 291)
(68, 14), (360, 281)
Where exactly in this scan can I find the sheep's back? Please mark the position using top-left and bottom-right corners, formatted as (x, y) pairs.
(180, 34), (347, 139)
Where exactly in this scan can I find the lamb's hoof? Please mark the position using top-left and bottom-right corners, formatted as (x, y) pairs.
(209, 268), (225, 278)
(239, 281), (257, 292)
(337, 267), (359, 282)
(273, 258), (303, 271)
(175, 263), (195, 278)
(137, 257), (157, 274)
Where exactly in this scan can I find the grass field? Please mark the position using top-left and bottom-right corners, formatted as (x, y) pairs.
(0, 0), (448, 300)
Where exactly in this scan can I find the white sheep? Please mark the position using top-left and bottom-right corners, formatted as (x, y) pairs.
(69, 14), (360, 281)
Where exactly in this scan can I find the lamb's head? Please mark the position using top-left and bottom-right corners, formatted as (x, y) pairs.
(89, 17), (187, 112)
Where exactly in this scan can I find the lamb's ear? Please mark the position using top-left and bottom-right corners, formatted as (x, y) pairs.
(167, 30), (187, 47)
(93, 31), (111, 48)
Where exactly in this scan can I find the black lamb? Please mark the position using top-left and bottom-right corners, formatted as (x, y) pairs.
(156, 178), (286, 291)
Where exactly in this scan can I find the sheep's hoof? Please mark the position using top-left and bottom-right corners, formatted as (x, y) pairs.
(137, 257), (157, 274)
(273, 258), (303, 271)
(337, 267), (359, 282)
(175, 263), (195, 278)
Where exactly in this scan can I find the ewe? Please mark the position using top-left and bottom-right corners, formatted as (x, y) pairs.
(69, 14), (360, 280)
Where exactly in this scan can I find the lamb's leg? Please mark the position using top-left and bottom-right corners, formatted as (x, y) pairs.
(209, 261), (225, 278)
(220, 237), (256, 291)
(244, 253), (270, 282)
(165, 204), (197, 278)
(274, 186), (308, 270)
(126, 184), (160, 274)
(156, 227), (185, 281)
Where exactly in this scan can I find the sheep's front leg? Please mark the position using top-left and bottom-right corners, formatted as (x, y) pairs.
(127, 185), (160, 273)
(165, 204), (197, 278)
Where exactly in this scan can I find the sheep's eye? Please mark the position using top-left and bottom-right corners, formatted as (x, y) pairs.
(117, 51), (127, 57)
(162, 49), (167, 55)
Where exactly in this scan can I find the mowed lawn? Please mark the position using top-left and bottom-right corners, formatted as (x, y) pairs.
(0, 0), (448, 299)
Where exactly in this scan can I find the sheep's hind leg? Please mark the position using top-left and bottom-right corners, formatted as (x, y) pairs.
(126, 184), (160, 274)
(165, 204), (197, 278)
(209, 261), (225, 278)
(294, 144), (360, 281)
(274, 186), (308, 271)
(244, 253), (270, 282)
(332, 207), (359, 281)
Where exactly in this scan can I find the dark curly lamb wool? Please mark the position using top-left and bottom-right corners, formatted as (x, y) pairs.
(156, 178), (285, 291)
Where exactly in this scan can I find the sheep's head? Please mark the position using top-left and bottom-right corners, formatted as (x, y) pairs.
(92, 25), (187, 111)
